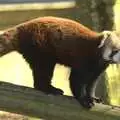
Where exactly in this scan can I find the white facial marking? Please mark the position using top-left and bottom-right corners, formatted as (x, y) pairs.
(101, 30), (120, 63)
(98, 31), (111, 48)
(103, 48), (112, 61)
(112, 51), (120, 63)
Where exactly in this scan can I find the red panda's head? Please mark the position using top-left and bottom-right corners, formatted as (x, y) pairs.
(98, 31), (120, 63)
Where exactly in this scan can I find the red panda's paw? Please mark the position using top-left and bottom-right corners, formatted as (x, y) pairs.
(35, 85), (64, 95)
(39, 85), (64, 95)
(92, 96), (102, 103)
(77, 96), (103, 108)
(47, 85), (64, 95)
(77, 96), (95, 109)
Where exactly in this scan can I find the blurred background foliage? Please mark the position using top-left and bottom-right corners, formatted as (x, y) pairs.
(0, 0), (119, 116)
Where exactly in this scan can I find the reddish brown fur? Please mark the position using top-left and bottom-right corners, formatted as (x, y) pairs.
(14, 17), (103, 67)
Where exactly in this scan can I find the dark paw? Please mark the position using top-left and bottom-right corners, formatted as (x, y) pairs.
(37, 85), (64, 95)
(77, 96), (95, 109)
(92, 96), (102, 103)
(48, 85), (64, 95)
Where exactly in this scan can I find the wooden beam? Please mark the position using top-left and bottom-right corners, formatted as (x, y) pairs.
(0, 81), (119, 120)
(0, 1), (76, 11)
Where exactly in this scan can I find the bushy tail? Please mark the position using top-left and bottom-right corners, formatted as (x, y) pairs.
(0, 29), (17, 57)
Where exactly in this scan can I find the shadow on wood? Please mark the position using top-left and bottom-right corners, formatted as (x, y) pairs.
(0, 81), (119, 120)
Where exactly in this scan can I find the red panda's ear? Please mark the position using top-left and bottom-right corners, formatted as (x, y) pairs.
(98, 31), (111, 48)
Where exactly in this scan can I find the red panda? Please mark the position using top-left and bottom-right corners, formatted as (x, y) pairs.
(0, 16), (120, 108)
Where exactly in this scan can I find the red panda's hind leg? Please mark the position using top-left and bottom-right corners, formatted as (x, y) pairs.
(32, 61), (64, 95)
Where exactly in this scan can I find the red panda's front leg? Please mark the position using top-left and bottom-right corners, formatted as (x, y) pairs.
(69, 62), (94, 108)
(69, 66), (94, 108)
(86, 60), (108, 104)
(69, 59), (108, 108)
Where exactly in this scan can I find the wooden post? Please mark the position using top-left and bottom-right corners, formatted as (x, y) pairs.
(0, 81), (119, 120)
